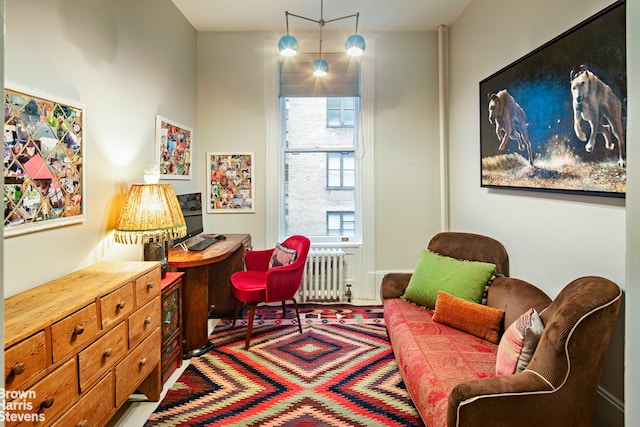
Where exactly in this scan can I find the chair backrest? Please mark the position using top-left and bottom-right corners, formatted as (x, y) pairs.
(281, 235), (311, 267)
(264, 235), (310, 302)
(427, 231), (510, 276)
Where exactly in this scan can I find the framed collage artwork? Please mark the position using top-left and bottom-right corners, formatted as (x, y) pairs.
(4, 83), (86, 237)
(155, 115), (192, 180)
(207, 152), (254, 213)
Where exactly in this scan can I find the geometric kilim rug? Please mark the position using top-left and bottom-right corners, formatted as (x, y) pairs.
(145, 305), (425, 427)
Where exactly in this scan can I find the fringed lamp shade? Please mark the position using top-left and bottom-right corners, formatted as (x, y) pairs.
(114, 184), (186, 244)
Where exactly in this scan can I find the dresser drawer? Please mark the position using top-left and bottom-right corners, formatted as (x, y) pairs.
(100, 284), (134, 329)
(4, 331), (47, 393)
(51, 371), (114, 427)
(5, 357), (78, 427)
(129, 297), (161, 348)
(51, 302), (99, 363)
(115, 328), (161, 406)
(135, 269), (161, 307)
(78, 321), (127, 392)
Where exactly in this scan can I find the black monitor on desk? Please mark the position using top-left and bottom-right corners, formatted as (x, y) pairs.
(174, 192), (203, 245)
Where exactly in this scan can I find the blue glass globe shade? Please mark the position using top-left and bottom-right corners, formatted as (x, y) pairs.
(312, 58), (329, 77)
(345, 34), (366, 56)
(278, 34), (299, 57)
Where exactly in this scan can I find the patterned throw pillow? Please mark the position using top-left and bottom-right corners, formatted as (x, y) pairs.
(268, 243), (297, 268)
(481, 272), (498, 305)
(432, 291), (505, 344)
(495, 308), (545, 376)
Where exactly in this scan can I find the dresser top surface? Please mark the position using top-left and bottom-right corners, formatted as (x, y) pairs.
(4, 261), (160, 347)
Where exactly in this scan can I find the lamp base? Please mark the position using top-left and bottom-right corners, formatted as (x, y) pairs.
(144, 240), (168, 278)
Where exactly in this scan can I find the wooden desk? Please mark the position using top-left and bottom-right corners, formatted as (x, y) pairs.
(168, 233), (251, 357)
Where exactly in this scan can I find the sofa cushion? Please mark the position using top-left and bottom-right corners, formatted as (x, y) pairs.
(268, 243), (297, 268)
(384, 298), (498, 427)
(495, 308), (544, 376)
(432, 291), (505, 344)
(402, 250), (496, 309)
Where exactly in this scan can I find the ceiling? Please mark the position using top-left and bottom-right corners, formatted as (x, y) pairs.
(171, 0), (472, 32)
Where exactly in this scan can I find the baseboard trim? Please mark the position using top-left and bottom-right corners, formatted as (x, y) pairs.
(592, 385), (624, 427)
(597, 385), (624, 412)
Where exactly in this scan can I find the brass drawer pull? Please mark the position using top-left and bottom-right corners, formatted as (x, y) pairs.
(73, 324), (85, 336)
(103, 348), (113, 358)
(40, 396), (55, 409)
(116, 301), (126, 310)
(11, 361), (26, 375)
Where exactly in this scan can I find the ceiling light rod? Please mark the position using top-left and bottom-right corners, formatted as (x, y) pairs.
(278, 0), (366, 77)
(284, 11), (360, 27)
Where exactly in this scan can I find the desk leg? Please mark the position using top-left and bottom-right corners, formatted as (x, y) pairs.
(180, 266), (214, 357)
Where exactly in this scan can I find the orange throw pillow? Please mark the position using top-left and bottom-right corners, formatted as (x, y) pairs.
(432, 291), (505, 344)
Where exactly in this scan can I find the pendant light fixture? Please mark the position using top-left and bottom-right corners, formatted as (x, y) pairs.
(277, 0), (365, 77)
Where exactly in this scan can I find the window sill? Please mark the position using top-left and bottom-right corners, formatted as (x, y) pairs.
(310, 241), (362, 249)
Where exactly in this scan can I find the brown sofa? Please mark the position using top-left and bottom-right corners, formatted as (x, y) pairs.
(381, 232), (622, 427)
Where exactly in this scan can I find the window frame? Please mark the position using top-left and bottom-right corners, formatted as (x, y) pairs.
(279, 96), (362, 244)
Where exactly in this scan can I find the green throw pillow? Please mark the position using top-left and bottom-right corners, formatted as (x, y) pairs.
(402, 250), (496, 309)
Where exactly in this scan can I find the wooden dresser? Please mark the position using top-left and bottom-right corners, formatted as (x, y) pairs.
(3, 261), (162, 427)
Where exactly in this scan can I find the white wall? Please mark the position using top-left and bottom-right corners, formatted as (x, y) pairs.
(449, 0), (625, 294)
(195, 32), (272, 249)
(2, 4), (442, 298)
(3, 0), (197, 296)
(449, 0), (632, 424)
(195, 31), (442, 299)
(373, 32), (442, 269)
(624, 0), (639, 425)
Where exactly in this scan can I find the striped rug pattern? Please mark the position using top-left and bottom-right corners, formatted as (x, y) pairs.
(145, 305), (424, 426)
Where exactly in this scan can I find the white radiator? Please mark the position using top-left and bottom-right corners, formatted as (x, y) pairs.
(301, 249), (346, 303)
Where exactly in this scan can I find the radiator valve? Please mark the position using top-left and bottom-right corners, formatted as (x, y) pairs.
(345, 284), (352, 303)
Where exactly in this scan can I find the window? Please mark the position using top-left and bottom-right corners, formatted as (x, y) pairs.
(327, 152), (355, 189)
(280, 97), (360, 242)
(327, 98), (355, 127)
(327, 211), (355, 236)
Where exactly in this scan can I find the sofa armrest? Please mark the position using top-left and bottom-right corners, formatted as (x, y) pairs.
(380, 273), (412, 299)
(448, 371), (554, 427)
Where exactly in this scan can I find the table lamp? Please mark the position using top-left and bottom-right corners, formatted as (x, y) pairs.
(114, 183), (186, 277)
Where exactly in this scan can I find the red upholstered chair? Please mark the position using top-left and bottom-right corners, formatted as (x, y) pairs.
(231, 235), (311, 349)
